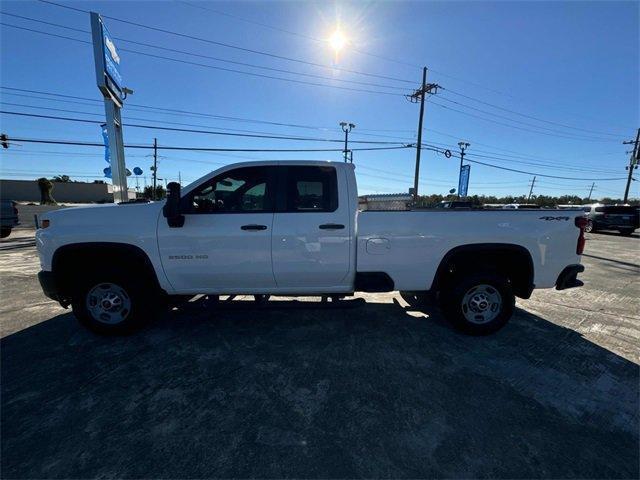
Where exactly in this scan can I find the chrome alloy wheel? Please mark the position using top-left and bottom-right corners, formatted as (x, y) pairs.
(461, 284), (502, 324)
(86, 283), (132, 324)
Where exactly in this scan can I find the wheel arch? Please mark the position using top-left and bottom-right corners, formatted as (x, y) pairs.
(431, 243), (535, 299)
(52, 242), (164, 297)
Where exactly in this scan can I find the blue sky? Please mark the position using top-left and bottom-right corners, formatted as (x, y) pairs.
(0, 0), (638, 199)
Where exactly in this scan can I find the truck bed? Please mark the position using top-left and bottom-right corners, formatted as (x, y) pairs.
(356, 209), (584, 291)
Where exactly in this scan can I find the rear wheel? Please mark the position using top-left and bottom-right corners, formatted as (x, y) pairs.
(0, 227), (11, 238)
(71, 271), (159, 335)
(440, 272), (515, 335)
(619, 228), (634, 236)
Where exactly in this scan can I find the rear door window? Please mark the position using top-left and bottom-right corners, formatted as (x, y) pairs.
(281, 166), (338, 212)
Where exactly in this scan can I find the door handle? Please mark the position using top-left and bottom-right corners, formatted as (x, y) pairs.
(319, 223), (345, 230)
(241, 224), (268, 231)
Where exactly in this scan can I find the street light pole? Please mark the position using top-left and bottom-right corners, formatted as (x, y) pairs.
(340, 122), (355, 163)
(457, 141), (470, 198)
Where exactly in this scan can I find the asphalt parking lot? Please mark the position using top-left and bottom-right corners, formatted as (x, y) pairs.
(1, 226), (638, 478)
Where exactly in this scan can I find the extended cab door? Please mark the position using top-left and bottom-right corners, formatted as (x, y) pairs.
(271, 165), (352, 290)
(157, 166), (276, 293)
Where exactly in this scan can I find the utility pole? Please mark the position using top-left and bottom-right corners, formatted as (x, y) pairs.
(622, 128), (640, 203)
(457, 141), (470, 198)
(340, 122), (355, 162)
(527, 176), (536, 201)
(152, 137), (158, 200)
(178, 171), (182, 185)
(587, 182), (595, 201)
(407, 67), (440, 203)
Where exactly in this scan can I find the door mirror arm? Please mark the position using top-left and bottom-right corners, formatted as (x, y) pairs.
(163, 182), (185, 228)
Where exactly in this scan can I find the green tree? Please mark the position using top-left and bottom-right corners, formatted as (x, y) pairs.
(143, 185), (166, 200)
(52, 175), (71, 183)
(37, 177), (56, 205)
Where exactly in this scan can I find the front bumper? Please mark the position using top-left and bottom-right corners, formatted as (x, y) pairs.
(37, 270), (68, 306)
(555, 264), (584, 291)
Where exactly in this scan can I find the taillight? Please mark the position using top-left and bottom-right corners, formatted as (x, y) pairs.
(575, 216), (586, 255)
(12, 201), (17, 215)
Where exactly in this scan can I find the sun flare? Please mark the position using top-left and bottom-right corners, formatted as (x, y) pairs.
(329, 30), (347, 52)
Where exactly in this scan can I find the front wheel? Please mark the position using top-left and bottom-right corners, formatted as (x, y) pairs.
(0, 227), (11, 238)
(399, 291), (430, 308)
(72, 273), (158, 335)
(619, 228), (635, 236)
(440, 272), (515, 335)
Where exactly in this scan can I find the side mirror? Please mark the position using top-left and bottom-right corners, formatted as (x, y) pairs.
(163, 182), (185, 228)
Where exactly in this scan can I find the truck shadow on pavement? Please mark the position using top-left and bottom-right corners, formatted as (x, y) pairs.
(1, 298), (638, 479)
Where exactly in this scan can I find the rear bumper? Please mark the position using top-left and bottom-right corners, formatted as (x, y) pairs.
(555, 264), (584, 290)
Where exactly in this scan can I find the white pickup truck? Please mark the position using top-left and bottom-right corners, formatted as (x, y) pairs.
(36, 161), (586, 335)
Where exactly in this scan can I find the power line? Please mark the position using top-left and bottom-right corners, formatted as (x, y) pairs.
(464, 151), (621, 176)
(0, 22), (405, 98)
(461, 156), (627, 181)
(0, 88), (345, 132)
(1, 87), (626, 175)
(20, 5), (633, 138)
(421, 126), (622, 162)
(431, 97), (620, 143)
(441, 88), (629, 138)
(34, 0), (415, 85)
(174, 0), (511, 97)
(0, 110), (408, 145)
(4, 136), (414, 153)
(0, 12), (407, 92)
(428, 100), (620, 143)
(7, 88), (623, 170)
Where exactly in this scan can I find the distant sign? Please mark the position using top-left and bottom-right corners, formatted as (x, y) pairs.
(102, 22), (122, 93)
(458, 164), (471, 197)
(91, 12), (123, 101)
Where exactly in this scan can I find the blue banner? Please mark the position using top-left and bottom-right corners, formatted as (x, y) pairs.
(458, 164), (471, 197)
(101, 124), (110, 164)
(101, 124), (111, 178)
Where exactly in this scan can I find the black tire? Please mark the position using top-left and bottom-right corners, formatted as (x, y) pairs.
(71, 270), (159, 335)
(440, 271), (515, 335)
(0, 227), (11, 238)
(618, 228), (634, 236)
(584, 220), (594, 233)
(399, 290), (429, 308)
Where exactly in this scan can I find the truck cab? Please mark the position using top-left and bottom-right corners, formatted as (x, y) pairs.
(158, 161), (357, 294)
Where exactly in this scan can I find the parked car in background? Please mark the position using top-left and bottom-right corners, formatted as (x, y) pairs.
(581, 204), (639, 235)
(502, 204), (540, 209)
(433, 200), (474, 209)
(0, 200), (19, 238)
